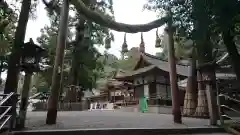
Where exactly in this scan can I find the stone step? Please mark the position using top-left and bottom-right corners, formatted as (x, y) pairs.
(12, 127), (227, 135)
(12, 133), (232, 135)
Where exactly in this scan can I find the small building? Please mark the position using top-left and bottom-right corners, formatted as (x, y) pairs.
(106, 78), (134, 106)
(87, 78), (133, 105)
(115, 52), (189, 106)
(115, 33), (190, 109)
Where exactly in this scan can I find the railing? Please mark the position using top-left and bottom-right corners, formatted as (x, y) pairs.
(0, 92), (15, 132)
(149, 93), (171, 100)
(217, 80), (240, 134)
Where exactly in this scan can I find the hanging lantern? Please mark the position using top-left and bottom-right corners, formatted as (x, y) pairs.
(121, 33), (128, 53)
(155, 28), (161, 48)
(105, 35), (111, 49)
(139, 33), (145, 52)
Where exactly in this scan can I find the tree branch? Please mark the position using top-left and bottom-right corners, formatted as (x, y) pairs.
(42, 0), (61, 15)
(70, 0), (168, 33)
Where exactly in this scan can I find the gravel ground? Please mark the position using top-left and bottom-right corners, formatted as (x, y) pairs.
(25, 110), (219, 130)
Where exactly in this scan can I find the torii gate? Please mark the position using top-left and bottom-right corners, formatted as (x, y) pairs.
(46, 0), (183, 125)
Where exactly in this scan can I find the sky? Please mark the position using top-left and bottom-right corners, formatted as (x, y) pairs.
(2, 0), (164, 79)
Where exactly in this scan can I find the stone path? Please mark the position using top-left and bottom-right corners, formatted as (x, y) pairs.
(25, 110), (218, 130)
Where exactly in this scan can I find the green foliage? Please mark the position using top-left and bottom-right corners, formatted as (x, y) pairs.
(144, 0), (198, 61)
(36, 6), (76, 87)
(0, 0), (18, 72)
(118, 47), (140, 71)
(144, 0), (193, 37)
(31, 73), (49, 93)
(98, 52), (119, 77)
(36, 0), (115, 90)
(144, 0), (240, 65)
(69, 0), (115, 90)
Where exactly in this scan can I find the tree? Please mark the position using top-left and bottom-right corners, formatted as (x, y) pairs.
(144, 0), (219, 122)
(41, 0), (116, 124)
(209, 0), (240, 80)
(37, 11), (74, 88)
(0, 0), (18, 84)
(39, 0), (114, 91)
(118, 47), (140, 71)
(67, 0), (114, 101)
(4, 0), (31, 96)
(158, 28), (197, 116)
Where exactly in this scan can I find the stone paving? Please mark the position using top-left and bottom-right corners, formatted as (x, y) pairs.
(25, 110), (218, 130)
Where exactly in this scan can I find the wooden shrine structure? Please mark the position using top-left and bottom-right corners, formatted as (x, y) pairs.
(88, 78), (133, 105)
(115, 52), (189, 106)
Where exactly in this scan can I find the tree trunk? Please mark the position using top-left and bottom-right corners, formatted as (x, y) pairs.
(4, 0), (31, 94)
(68, 18), (85, 103)
(166, 11), (182, 123)
(194, 71), (209, 117)
(3, 0), (31, 129)
(192, 0), (218, 125)
(18, 72), (32, 129)
(202, 69), (218, 125)
(46, 0), (69, 125)
(223, 28), (240, 80)
(68, 0), (93, 102)
(58, 61), (64, 101)
(0, 64), (2, 85)
(183, 58), (197, 116)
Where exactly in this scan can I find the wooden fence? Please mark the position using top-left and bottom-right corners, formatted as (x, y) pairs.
(32, 101), (90, 111)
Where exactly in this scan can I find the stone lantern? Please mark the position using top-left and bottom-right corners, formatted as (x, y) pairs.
(18, 38), (45, 129)
(20, 38), (45, 73)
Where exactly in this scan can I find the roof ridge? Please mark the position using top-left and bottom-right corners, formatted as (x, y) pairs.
(141, 52), (189, 67)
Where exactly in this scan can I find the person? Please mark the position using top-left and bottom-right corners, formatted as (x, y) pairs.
(96, 102), (100, 109)
(140, 95), (148, 113)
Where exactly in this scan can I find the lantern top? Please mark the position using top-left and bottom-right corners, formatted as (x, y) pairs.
(22, 38), (45, 57)
(20, 38), (46, 73)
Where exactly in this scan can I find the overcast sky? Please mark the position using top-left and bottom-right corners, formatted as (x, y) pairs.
(2, 0), (164, 79)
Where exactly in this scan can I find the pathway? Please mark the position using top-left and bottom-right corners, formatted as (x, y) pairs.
(25, 110), (218, 130)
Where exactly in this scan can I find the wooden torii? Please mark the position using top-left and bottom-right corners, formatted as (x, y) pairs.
(46, 0), (187, 125)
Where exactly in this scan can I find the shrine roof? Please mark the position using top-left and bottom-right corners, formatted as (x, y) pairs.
(138, 52), (189, 76)
(116, 65), (157, 80)
(115, 51), (234, 83)
(106, 79), (133, 88)
(115, 52), (189, 81)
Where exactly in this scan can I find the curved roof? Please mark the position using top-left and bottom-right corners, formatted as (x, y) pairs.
(138, 52), (189, 76)
(115, 51), (232, 81)
(115, 52), (189, 80)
